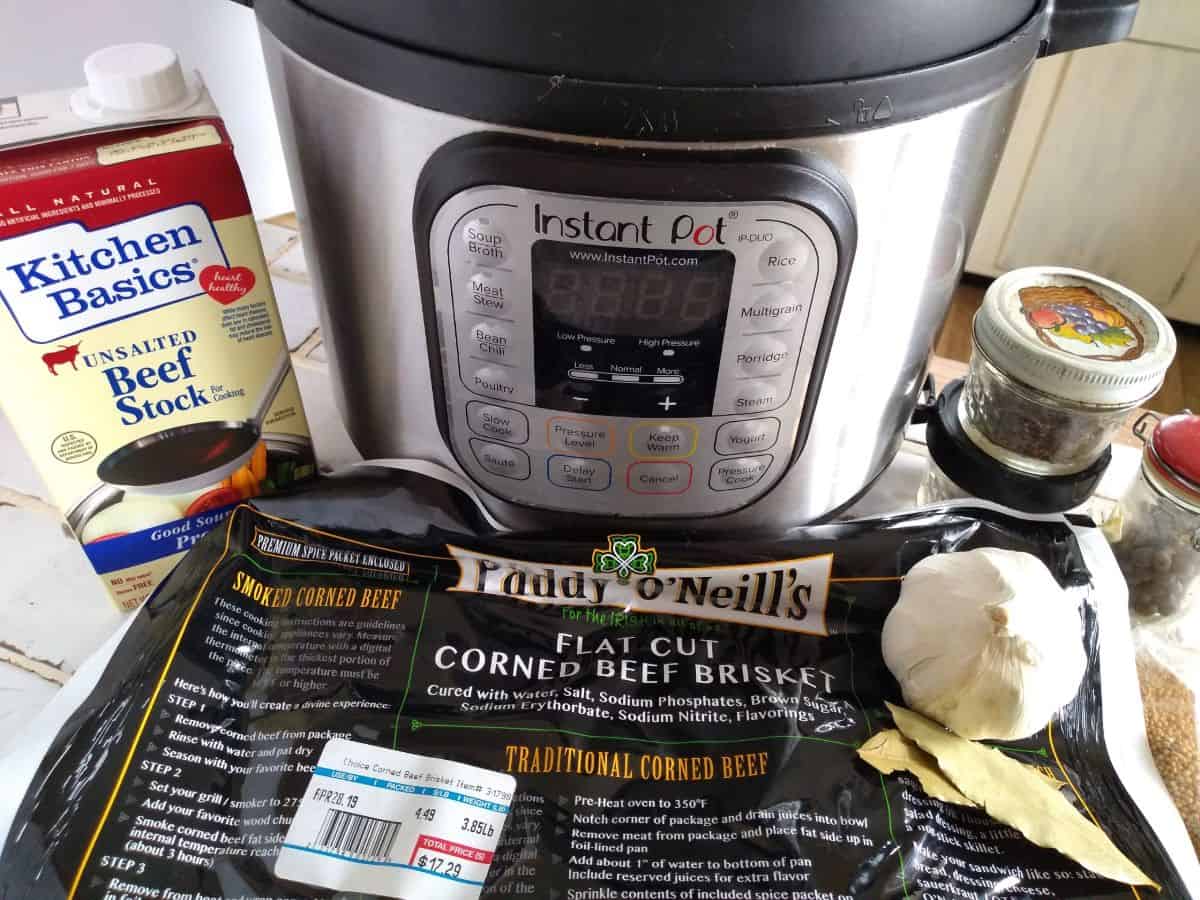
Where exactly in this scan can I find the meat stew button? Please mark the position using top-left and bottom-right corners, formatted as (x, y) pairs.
(469, 439), (530, 480)
(464, 270), (511, 315)
(715, 418), (780, 455)
(467, 402), (529, 444)
(548, 455), (612, 491)
(710, 455), (773, 491)
(627, 461), (693, 495)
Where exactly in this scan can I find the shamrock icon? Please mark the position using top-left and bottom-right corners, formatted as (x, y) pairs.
(592, 534), (657, 584)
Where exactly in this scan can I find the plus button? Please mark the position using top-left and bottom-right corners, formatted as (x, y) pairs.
(657, 395), (676, 411)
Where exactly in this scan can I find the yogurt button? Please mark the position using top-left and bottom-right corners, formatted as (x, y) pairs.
(759, 237), (811, 282)
(469, 439), (530, 480)
(709, 456), (773, 491)
(467, 402), (529, 445)
(464, 270), (512, 315)
(462, 217), (508, 266)
(715, 419), (780, 455)
(735, 337), (791, 376)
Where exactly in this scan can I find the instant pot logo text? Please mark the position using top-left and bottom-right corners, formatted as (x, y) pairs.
(0, 203), (226, 344)
(448, 545), (832, 636)
(533, 203), (728, 247)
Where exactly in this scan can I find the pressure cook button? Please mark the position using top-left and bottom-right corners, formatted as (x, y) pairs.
(630, 423), (697, 459)
(548, 455), (612, 492)
(462, 217), (507, 266)
(732, 381), (784, 413)
(469, 365), (519, 400)
(709, 455), (773, 492)
(759, 237), (811, 282)
(464, 319), (514, 362)
(739, 287), (804, 330)
(735, 337), (792, 376)
(469, 439), (531, 480)
(627, 461), (693, 495)
(715, 418), (781, 455)
(467, 402), (529, 445)
(464, 271), (512, 316)
(548, 417), (613, 455)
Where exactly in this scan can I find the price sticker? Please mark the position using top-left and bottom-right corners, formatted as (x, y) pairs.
(275, 739), (515, 899)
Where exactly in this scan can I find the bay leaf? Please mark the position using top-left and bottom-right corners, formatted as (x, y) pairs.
(858, 730), (975, 807)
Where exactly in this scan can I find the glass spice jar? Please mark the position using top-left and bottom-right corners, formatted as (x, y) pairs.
(1113, 413), (1200, 620)
(962, 267), (1176, 476)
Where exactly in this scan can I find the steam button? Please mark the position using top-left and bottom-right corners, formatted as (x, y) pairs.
(731, 381), (784, 413)
(759, 237), (811, 282)
(469, 439), (530, 480)
(462, 217), (508, 266)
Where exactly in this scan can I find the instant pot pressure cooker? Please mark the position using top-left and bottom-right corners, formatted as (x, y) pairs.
(255, 0), (1138, 529)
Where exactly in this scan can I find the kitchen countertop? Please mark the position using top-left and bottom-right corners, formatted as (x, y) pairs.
(0, 220), (1146, 756)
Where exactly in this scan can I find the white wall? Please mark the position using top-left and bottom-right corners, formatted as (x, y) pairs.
(0, 0), (295, 217)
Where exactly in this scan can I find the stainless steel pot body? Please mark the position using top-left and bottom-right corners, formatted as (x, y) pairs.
(258, 30), (1029, 530)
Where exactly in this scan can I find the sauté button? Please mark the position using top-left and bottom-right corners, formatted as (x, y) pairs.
(732, 381), (784, 413)
(735, 337), (791, 376)
(738, 287), (804, 330)
(630, 423), (697, 459)
(467, 402), (529, 444)
(469, 439), (530, 480)
(469, 365), (518, 400)
(464, 270), (512, 316)
(464, 319), (513, 362)
(548, 455), (612, 491)
(627, 461), (693, 495)
(715, 419), (780, 455)
(548, 417), (613, 455)
(462, 217), (508, 266)
(759, 236), (811, 281)
(710, 455), (773, 491)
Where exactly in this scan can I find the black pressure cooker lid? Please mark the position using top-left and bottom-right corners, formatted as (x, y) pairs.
(257, 0), (1137, 140)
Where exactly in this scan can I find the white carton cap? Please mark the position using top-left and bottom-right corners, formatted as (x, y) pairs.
(72, 43), (202, 121)
(973, 267), (1177, 407)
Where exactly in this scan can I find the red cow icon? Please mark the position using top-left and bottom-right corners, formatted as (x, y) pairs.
(42, 342), (82, 376)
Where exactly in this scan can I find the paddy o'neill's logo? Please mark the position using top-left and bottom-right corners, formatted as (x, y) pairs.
(592, 534), (657, 584)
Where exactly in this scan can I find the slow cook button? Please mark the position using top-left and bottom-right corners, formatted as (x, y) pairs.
(709, 455), (773, 492)
(630, 423), (697, 459)
(735, 337), (792, 376)
(732, 380), (784, 413)
(715, 418), (781, 455)
(739, 287), (804, 330)
(759, 236), (811, 282)
(464, 319), (514, 362)
(627, 461), (693, 495)
(467, 401), (529, 445)
(462, 216), (508, 266)
(464, 270), (513, 316)
(548, 416), (613, 455)
(548, 455), (612, 492)
(469, 439), (530, 480)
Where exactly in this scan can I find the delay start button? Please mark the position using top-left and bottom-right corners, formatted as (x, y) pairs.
(627, 461), (693, 495)
(469, 438), (531, 480)
(462, 217), (507, 266)
(710, 455), (773, 492)
(548, 455), (612, 492)
(630, 423), (697, 459)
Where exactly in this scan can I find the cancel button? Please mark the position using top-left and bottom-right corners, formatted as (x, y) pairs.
(709, 455), (773, 492)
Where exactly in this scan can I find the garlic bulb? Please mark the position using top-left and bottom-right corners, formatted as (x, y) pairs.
(881, 547), (1087, 741)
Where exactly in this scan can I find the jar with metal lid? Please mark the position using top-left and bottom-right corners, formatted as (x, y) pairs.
(962, 267), (1176, 476)
(1113, 413), (1200, 620)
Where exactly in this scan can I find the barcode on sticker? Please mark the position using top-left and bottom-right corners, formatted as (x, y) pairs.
(275, 739), (515, 900)
(313, 809), (403, 861)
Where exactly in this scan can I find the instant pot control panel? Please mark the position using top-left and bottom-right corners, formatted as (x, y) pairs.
(416, 137), (856, 518)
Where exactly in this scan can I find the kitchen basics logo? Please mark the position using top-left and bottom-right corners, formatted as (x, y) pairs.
(534, 203), (728, 247)
(448, 543), (833, 636)
(0, 203), (226, 344)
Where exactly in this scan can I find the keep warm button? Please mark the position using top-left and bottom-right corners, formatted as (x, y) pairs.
(630, 423), (697, 459)
(709, 455), (773, 492)
(627, 461), (693, 495)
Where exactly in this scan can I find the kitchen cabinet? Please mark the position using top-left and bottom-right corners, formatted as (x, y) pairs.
(967, 2), (1200, 325)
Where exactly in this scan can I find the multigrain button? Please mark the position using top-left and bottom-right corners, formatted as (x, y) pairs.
(548, 455), (612, 491)
(759, 236), (811, 282)
(469, 439), (530, 480)
(463, 319), (513, 362)
(739, 287), (804, 331)
(715, 419), (780, 455)
(464, 270), (512, 316)
(735, 337), (791, 376)
(710, 455), (773, 491)
(733, 381), (784, 413)
(469, 365), (518, 400)
(467, 402), (528, 444)
(627, 461), (693, 495)
(630, 423), (697, 459)
(547, 417), (613, 455)
(462, 217), (507, 266)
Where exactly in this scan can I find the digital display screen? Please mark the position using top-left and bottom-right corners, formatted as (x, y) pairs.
(532, 241), (735, 339)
